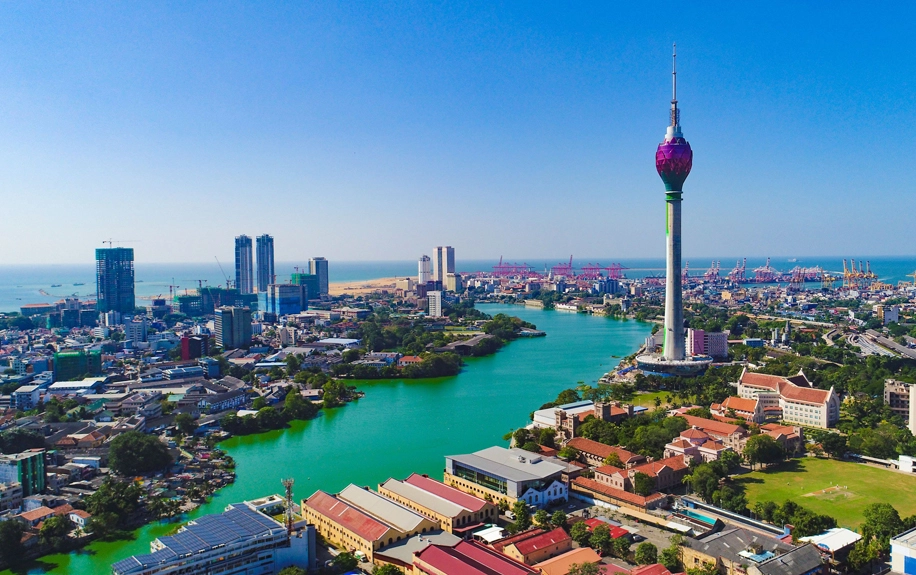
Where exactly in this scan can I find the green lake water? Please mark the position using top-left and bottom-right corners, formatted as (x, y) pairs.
(12, 304), (650, 575)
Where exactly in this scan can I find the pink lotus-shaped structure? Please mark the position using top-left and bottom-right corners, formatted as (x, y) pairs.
(656, 136), (692, 192)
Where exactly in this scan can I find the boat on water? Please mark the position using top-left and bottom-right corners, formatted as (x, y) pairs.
(73, 282), (85, 286)
(51, 284), (62, 287)
(787, 258), (798, 263)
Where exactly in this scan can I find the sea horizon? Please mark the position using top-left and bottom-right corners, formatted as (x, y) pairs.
(0, 255), (914, 313)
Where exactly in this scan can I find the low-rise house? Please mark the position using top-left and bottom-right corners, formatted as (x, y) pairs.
(120, 392), (163, 418)
(69, 509), (92, 529)
(676, 414), (748, 452)
(594, 455), (689, 492)
(533, 547), (603, 575)
(17, 505), (55, 527)
(563, 437), (646, 468)
(664, 428), (732, 463)
(397, 356), (423, 368)
(760, 423), (803, 455)
(193, 390), (248, 413)
(413, 539), (537, 575)
(0, 482), (22, 512)
(497, 527), (572, 565)
(711, 396), (764, 424)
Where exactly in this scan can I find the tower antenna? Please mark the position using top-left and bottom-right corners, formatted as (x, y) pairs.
(671, 43), (679, 127)
(282, 478), (295, 536)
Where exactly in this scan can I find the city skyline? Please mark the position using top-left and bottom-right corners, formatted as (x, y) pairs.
(2, 3), (916, 264)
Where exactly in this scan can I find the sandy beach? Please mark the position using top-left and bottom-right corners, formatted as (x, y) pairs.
(328, 277), (402, 296)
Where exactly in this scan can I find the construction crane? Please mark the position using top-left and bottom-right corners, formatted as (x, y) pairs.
(101, 239), (139, 248)
(215, 257), (233, 289)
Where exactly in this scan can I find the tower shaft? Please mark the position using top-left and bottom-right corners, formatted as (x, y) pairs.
(663, 193), (685, 360)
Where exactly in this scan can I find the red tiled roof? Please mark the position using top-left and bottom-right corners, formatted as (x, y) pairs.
(492, 528), (545, 552)
(631, 564), (674, 575)
(416, 540), (537, 575)
(52, 504), (74, 516)
(632, 456), (688, 476)
(19, 506), (54, 522)
(304, 490), (390, 541)
(572, 477), (666, 507)
(780, 385), (830, 405)
(512, 527), (571, 555)
(681, 428), (708, 440)
(583, 518), (608, 531)
(403, 473), (487, 512)
(700, 440), (726, 450)
(739, 371), (784, 390)
(681, 415), (745, 438)
(721, 396), (758, 413)
(565, 438), (642, 463)
(69, 510), (91, 519)
(595, 464), (625, 476)
(539, 445), (559, 457)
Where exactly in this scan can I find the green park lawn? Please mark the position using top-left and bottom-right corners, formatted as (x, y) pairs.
(632, 390), (671, 408)
(735, 457), (916, 528)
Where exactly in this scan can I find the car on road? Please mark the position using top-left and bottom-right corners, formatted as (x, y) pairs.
(505, 511), (516, 520)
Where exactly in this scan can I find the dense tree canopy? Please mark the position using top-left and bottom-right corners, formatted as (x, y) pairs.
(109, 431), (173, 476)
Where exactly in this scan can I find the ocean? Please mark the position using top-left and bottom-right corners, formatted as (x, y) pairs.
(0, 256), (913, 313)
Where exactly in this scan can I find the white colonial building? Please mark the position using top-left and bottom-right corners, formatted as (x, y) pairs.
(736, 368), (840, 428)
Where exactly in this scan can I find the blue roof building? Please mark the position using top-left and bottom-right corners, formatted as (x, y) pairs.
(112, 503), (315, 575)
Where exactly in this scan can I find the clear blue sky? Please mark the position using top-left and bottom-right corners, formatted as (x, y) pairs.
(1, 2), (913, 264)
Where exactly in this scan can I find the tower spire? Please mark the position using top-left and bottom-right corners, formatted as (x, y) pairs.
(670, 43), (679, 128)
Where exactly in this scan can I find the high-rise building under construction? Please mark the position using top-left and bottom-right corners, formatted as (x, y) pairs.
(96, 247), (135, 314)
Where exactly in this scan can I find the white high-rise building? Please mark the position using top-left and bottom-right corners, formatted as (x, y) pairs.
(428, 291), (443, 318)
(418, 255), (432, 284)
(432, 247), (455, 284)
(124, 318), (148, 343)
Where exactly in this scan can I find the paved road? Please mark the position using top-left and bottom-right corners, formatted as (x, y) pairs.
(866, 330), (916, 359)
(848, 334), (896, 357)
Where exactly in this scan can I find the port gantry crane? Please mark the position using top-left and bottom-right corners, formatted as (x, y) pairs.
(726, 258), (747, 284)
(703, 261), (721, 283)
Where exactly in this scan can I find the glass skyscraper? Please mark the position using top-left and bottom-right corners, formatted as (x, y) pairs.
(96, 247), (135, 313)
(235, 235), (254, 294)
(309, 257), (329, 296)
(256, 234), (275, 292)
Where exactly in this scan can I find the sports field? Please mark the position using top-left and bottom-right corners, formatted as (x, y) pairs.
(735, 457), (916, 528)
(632, 391), (671, 408)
